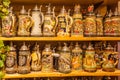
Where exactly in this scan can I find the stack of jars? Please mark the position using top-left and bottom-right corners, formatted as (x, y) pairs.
(5, 42), (118, 74)
(2, 3), (120, 37)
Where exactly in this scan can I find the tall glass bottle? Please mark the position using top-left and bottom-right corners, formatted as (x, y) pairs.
(18, 42), (31, 74)
(5, 42), (17, 74)
(42, 44), (53, 72)
(72, 42), (82, 70)
(71, 4), (83, 37)
(58, 43), (71, 73)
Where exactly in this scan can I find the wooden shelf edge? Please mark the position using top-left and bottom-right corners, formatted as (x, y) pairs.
(3, 70), (120, 79)
(0, 37), (120, 41)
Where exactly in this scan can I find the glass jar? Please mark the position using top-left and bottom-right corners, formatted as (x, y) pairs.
(42, 44), (53, 72)
(58, 43), (71, 73)
(83, 43), (97, 72)
(18, 42), (31, 74)
(5, 42), (17, 74)
(72, 42), (82, 70)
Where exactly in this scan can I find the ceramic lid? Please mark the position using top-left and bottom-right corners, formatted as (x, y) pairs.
(62, 43), (70, 52)
(20, 42), (29, 50)
(74, 4), (80, 13)
(60, 6), (67, 14)
(87, 43), (94, 50)
(10, 42), (16, 51)
(33, 5), (39, 11)
(20, 6), (27, 14)
(44, 44), (52, 52)
(105, 43), (113, 51)
(46, 4), (51, 14)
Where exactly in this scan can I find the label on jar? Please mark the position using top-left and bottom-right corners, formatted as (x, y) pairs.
(71, 18), (83, 36)
(42, 53), (53, 72)
(104, 18), (111, 36)
(96, 18), (103, 36)
(83, 51), (96, 69)
(18, 15), (32, 36)
(111, 18), (120, 36)
(18, 51), (30, 67)
(6, 52), (16, 68)
(84, 17), (96, 36)
(57, 16), (67, 36)
(72, 52), (82, 70)
(58, 52), (71, 73)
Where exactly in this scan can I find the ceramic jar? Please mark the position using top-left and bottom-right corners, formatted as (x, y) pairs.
(2, 7), (17, 37)
(42, 44), (53, 72)
(71, 5), (83, 37)
(17, 6), (33, 36)
(31, 43), (41, 71)
(18, 42), (31, 74)
(83, 43), (97, 72)
(5, 42), (17, 74)
(58, 43), (71, 73)
(72, 42), (82, 70)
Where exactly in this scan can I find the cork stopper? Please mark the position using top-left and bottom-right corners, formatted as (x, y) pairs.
(46, 3), (51, 14)
(33, 5), (39, 11)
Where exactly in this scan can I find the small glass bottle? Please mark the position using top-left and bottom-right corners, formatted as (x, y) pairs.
(42, 44), (53, 72)
(83, 43), (97, 72)
(5, 42), (17, 74)
(18, 42), (31, 74)
(72, 42), (82, 70)
(58, 43), (71, 73)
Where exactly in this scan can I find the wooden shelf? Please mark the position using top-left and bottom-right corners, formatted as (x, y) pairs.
(3, 70), (120, 79)
(0, 37), (120, 41)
